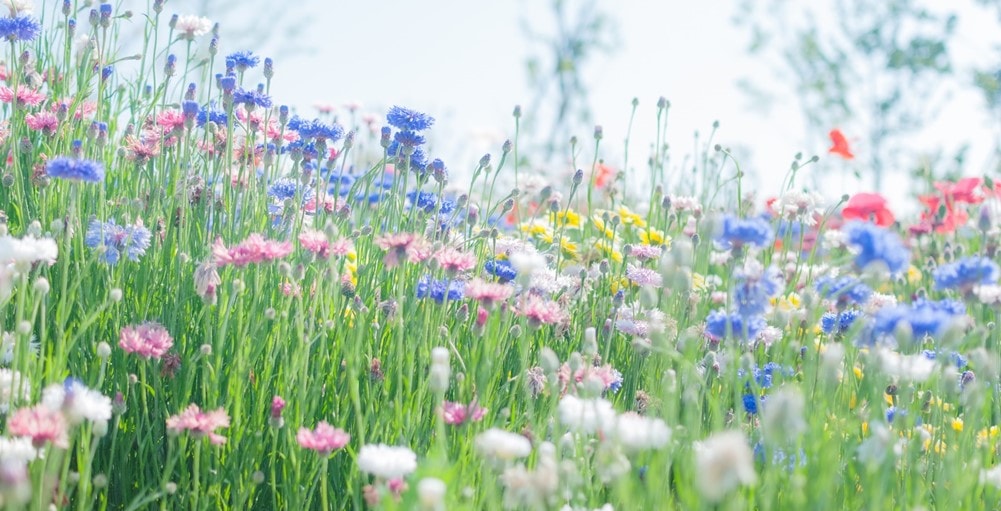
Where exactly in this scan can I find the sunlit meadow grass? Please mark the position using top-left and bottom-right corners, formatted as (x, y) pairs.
(0, 1), (1000, 510)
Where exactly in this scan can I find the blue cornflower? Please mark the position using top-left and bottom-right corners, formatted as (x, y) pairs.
(0, 15), (41, 41)
(416, 276), (465, 302)
(933, 256), (1000, 291)
(233, 88), (272, 109)
(863, 298), (965, 345)
(387, 106), (435, 131)
(267, 177), (312, 202)
(754, 443), (807, 471)
(45, 156), (104, 183)
(814, 276), (872, 305)
(885, 406), (905, 424)
(739, 362), (784, 388)
(843, 221), (910, 274)
(716, 215), (774, 249)
(85, 219), (152, 265)
(407, 191), (452, 214)
(394, 130), (426, 148)
(226, 50), (260, 71)
(742, 393), (760, 414)
(288, 117), (344, 142)
(181, 100), (199, 118)
(732, 263), (783, 318)
(485, 259), (517, 282)
(705, 309), (766, 341)
(820, 309), (861, 334)
(197, 105), (227, 126)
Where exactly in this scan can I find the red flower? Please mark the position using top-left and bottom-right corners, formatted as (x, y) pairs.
(841, 192), (894, 226)
(593, 163), (616, 188)
(828, 129), (854, 160)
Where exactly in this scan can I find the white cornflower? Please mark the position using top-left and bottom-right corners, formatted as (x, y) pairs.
(357, 444), (417, 480)
(558, 395), (617, 434)
(612, 413), (671, 451)
(0, 235), (57, 265)
(0, 436), (37, 464)
(174, 15), (213, 40)
(475, 428), (532, 461)
(693, 430), (757, 503)
(42, 381), (112, 425)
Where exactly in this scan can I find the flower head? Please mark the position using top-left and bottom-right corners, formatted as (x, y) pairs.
(716, 215), (773, 249)
(357, 444), (417, 479)
(0, 15), (39, 41)
(827, 129), (854, 160)
(225, 51), (259, 71)
(45, 156), (104, 183)
(296, 422), (350, 456)
(933, 256), (999, 291)
(693, 430), (757, 503)
(119, 322), (173, 359)
(212, 234), (292, 267)
(174, 15), (212, 40)
(166, 404), (230, 445)
(705, 309), (766, 341)
(842, 193), (894, 227)
(84, 219), (151, 265)
(387, 106), (435, 131)
(8, 406), (67, 449)
(843, 221), (909, 274)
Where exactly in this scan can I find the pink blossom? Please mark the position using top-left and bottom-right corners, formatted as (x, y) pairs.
(49, 98), (98, 119)
(8, 405), (68, 448)
(119, 321), (174, 359)
(441, 401), (487, 426)
(25, 112), (58, 136)
(193, 261), (221, 301)
(626, 264), (663, 288)
(0, 85), (45, 107)
(212, 234), (293, 267)
(156, 109), (185, 133)
(375, 233), (432, 268)
(303, 195), (345, 214)
(270, 396), (285, 419)
(299, 229), (330, 258)
(166, 404), (230, 445)
(296, 421), (350, 455)
(123, 134), (161, 165)
(519, 295), (566, 328)
(435, 247), (477, 274)
(465, 278), (513, 308)
(557, 363), (623, 395)
(629, 244), (662, 261)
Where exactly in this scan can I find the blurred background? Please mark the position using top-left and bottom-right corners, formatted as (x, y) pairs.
(162, 0), (1001, 213)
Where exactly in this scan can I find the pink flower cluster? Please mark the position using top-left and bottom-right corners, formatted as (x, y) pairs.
(212, 234), (293, 267)
(296, 422), (350, 455)
(625, 265), (663, 288)
(0, 85), (45, 107)
(298, 229), (354, 259)
(166, 404), (230, 445)
(434, 247), (477, 274)
(375, 233), (432, 268)
(119, 322), (174, 359)
(465, 278), (513, 308)
(519, 295), (567, 327)
(8, 405), (68, 448)
(441, 401), (487, 426)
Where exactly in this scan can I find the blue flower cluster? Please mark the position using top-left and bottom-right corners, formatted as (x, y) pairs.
(288, 116), (344, 142)
(416, 276), (465, 302)
(225, 51), (260, 72)
(814, 276), (872, 305)
(45, 156), (104, 183)
(0, 15), (41, 41)
(732, 265), (783, 318)
(843, 221), (910, 274)
(862, 298), (965, 345)
(705, 309), (766, 341)
(197, 104), (227, 127)
(385, 106), (434, 170)
(232, 88), (272, 109)
(84, 219), (152, 265)
(933, 256), (999, 291)
(485, 259), (517, 282)
(716, 215), (774, 250)
(406, 191), (456, 215)
(820, 309), (862, 334)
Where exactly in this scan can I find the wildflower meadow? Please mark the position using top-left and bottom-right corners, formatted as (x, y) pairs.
(1, 1), (1001, 510)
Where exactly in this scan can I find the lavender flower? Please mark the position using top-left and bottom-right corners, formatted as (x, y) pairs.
(84, 219), (152, 265)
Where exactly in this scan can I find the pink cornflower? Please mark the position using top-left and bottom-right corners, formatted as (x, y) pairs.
(299, 229), (330, 258)
(7, 405), (68, 448)
(375, 233), (432, 268)
(296, 422), (351, 455)
(441, 401), (487, 426)
(558, 363), (624, 395)
(625, 264), (663, 288)
(629, 244), (662, 261)
(465, 278), (513, 308)
(156, 109), (185, 133)
(49, 98), (98, 119)
(166, 404), (230, 445)
(24, 112), (58, 136)
(123, 134), (161, 165)
(212, 234), (293, 267)
(328, 238), (354, 257)
(303, 195), (345, 214)
(269, 396), (286, 428)
(0, 85), (45, 107)
(519, 295), (567, 328)
(119, 321), (174, 359)
(435, 247), (477, 274)
(193, 261), (221, 302)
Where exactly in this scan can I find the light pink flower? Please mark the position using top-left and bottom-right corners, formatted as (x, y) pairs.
(519, 295), (567, 328)
(465, 278), (513, 308)
(625, 264), (663, 288)
(25, 112), (58, 136)
(166, 404), (230, 445)
(156, 109), (185, 133)
(212, 234), (293, 267)
(376, 233), (431, 268)
(629, 244), (662, 261)
(0, 86), (45, 107)
(441, 401), (487, 426)
(49, 98), (98, 119)
(8, 405), (68, 448)
(296, 421), (350, 455)
(299, 229), (330, 258)
(123, 134), (161, 165)
(119, 322), (174, 359)
(193, 261), (221, 301)
(435, 248), (477, 274)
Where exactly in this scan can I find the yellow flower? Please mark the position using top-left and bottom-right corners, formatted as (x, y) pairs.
(861, 421), (869, 436)
(883, 393), (894, 406)
(951, 417), (964, 432)
(346, 250), (357, 262)
(977, 426), (999, 446)
(617, 206), (647, 229)
(594, 239), (623, 264)
(520, 221), (554, 242)
(590, 215), (618, 240)
(692, 273), (707, 292)
(853, 366), (864, 380)
(550, 209), (582, 228)
(610, 277), (630, 294)
(639, 228), (669, 247)
(771, 292), (802, 312)
(907, 265), (922, 285)
(560, 238), (579, 259)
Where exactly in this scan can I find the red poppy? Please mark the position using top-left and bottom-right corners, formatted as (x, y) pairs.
(593, 163), (616, 188)
(933, 177), (983, 205)
(841, 192), (894, 226)
(828, 129), (854, 160)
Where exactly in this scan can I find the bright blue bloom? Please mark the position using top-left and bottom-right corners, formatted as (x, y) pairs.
(226, 50), (260, 71)
(101, 66), (113, 81)
(739, 362), (785, 388)
(85, 219), (152, 265)
(742, 393), (760, 414)
(863, 298), (965, 345)
(99, 3), (112, 16)
(606, 370), (624, 393)
(267, 177), (312, 202)
(416, 276), (465, 302)
(843, 221), (909, 274)
(387, 106), (434, 131)
(485, 259), (516, 282)
(0, 16), (41, 41)
(45, 157), (104, 183)
(393, 130), (426, 148)
(197, 105), (227, 126)
(922, 350), (968, 369)
(233, 88), (272, 109)
(705, 309), (766, 341)
(885, 406), (905, 423)
(181, 100), (199, 117)
(288, 117), (344, 142)
(406, 191), (454, 214)
(219, 75), (236, 93)
(821, 309), (861, 334)
(933, 256), (1000, 290)
(716, 215), (773, 249)
(732, 264), (782, 318)
(814, 276), (872, 305)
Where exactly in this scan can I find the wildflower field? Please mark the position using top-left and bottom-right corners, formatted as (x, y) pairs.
(1, 1), (1001, 510)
